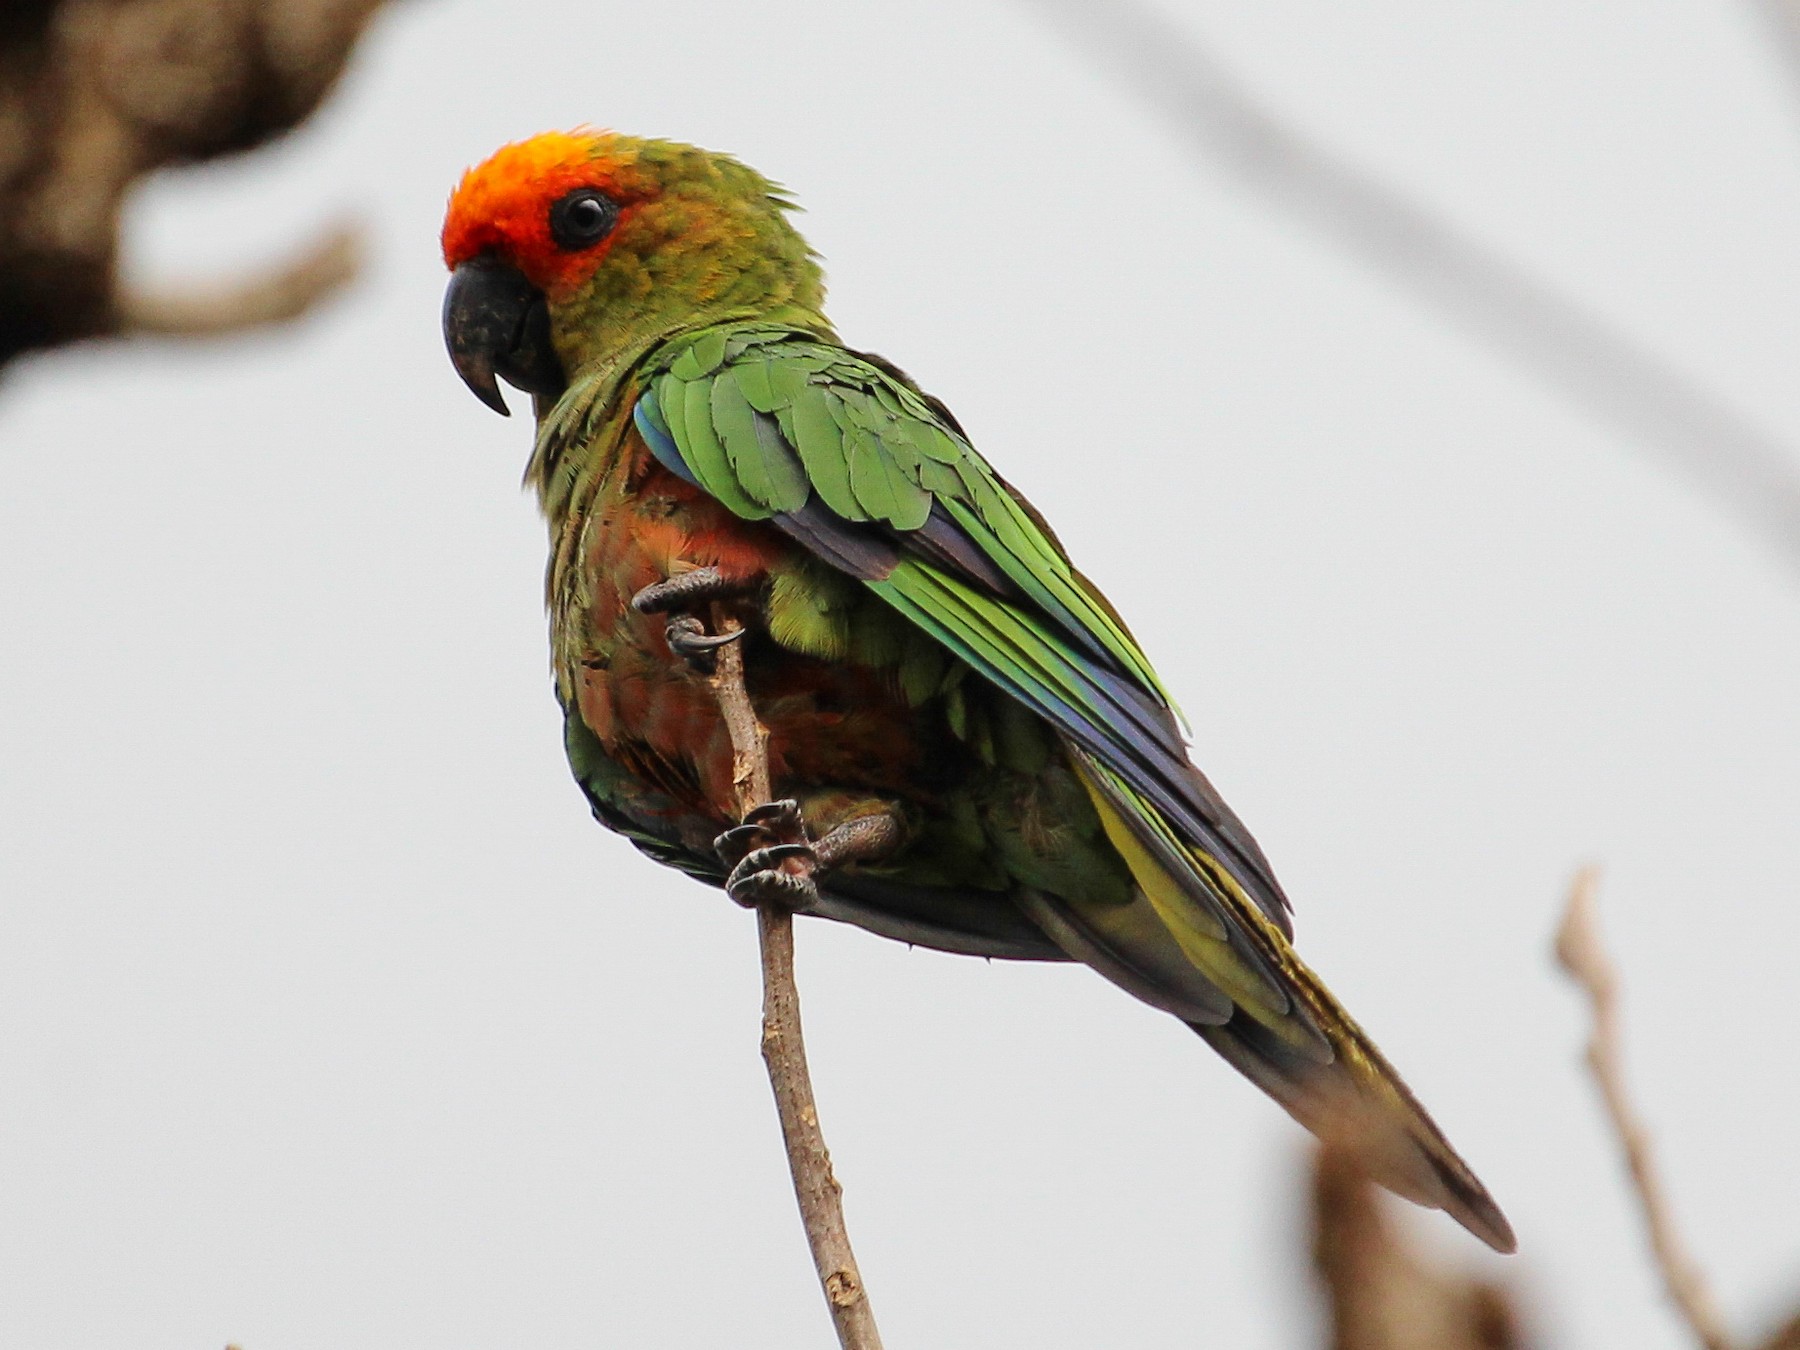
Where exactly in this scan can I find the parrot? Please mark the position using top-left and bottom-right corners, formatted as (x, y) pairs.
(439, 128), (1514, 1254)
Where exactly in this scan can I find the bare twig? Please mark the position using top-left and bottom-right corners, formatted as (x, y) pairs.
(1555, 867), (1735, 1350)
(117, 220), (362, 336)
(705, 607), (883, 1350)
(1024, 0), (1800, 569)
(0, 0), (383, 368)
(1313, 1141), (1524, 1350)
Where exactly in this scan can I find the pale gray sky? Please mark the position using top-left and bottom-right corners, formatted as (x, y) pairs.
(4, 2), (1799, 1347)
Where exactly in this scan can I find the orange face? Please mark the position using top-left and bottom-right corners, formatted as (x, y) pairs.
(441, 129), (652, 300)
(442, 129), (821, 417)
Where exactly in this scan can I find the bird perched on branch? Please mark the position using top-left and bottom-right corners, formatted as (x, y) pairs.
(440, 129), (1514, 1253)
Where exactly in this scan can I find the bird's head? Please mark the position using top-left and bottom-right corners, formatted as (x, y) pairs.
(440, 129), (828, 415)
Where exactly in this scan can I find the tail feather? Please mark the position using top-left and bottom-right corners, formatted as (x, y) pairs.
(1014, 886), (1234, 1024)
(1045, 743), (1516, 1254)
(1192, 985), (1517, 1253)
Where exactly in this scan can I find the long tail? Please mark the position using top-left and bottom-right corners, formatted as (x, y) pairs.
(1020, 747), (1515, 1254)
(1190, 963), (1515, 1253)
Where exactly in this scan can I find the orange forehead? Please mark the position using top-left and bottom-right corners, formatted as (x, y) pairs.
(441, 129), (646, 291)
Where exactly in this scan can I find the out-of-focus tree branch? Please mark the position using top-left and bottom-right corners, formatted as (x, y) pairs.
(1753, 0), (1800, 109)
(117, 219), (361, 335)
(1555, 867), (1737, 1350)
(1024, 0), (1800, 569)
(1760, 1313), (1800, 1350)
(1312, 1141), (1524, 1350)
(0, 0), (386, 369)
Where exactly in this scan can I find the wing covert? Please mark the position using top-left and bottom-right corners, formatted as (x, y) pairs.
(629, 322), (1296, 936)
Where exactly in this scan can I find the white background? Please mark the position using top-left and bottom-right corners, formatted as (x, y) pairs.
(3, 1), (1798, 1346)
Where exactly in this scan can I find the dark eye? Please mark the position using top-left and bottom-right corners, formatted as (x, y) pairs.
(548, 188), (620, 250)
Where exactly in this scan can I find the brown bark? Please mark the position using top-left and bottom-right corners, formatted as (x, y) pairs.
(705, 607), (883, 1350)
(0, 0), (383, 367)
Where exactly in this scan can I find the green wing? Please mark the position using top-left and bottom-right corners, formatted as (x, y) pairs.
(633, 323), (1293, 920)
(648, 326), (1164, 685)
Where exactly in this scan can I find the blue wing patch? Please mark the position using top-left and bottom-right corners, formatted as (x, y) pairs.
(633, 389), (701, 487)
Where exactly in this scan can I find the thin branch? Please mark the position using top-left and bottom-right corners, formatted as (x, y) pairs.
(1023, 0), (1800, 569)
(117, 221), (363, 337)
(1555, 866), (1736, 1350)
(705, 607), (883, 1350)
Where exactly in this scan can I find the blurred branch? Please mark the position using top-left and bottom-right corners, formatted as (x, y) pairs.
(1753, 0), (1800, 108)
(1555, 867), (1736, 1350)
(1760, 1313), (1800, 1350)
(118, 219), (360, 335)
(704, 607), (883, 1350)
(0, 0), (384, 369)
(1312, 1141), (1524, 1350)
(1024, 0), (1800, 569)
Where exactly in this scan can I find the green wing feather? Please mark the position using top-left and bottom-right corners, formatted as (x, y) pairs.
(648, 325), (1168, 696)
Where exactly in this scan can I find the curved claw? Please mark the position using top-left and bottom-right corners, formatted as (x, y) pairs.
(669, 626), (743, 654)
(727, 843), (818, 890)
(746, 842), (815, 869)
(743, 798), (802, 835)
(726, 843), (820, 912)
(713, 822), (770, 866)
(665, 616), (743, 653)
(664, 615), (743, 671)
(729, 868), (819, 910)
(715, 800), (808, 869)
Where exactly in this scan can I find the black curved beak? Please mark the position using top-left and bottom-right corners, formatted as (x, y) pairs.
(442, 257), (566, 417)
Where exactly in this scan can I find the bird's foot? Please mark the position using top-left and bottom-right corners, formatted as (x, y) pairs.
(727, 842), (821, 911)
(714, 803), (905, 912)
(714, 798), (806, 866)
(632, 568), (755, 674)
(631, 567), (748, 615)
(715, 799), (816, 911)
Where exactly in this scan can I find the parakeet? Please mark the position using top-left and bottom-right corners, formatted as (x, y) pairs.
(440, 129), (1514, 1253)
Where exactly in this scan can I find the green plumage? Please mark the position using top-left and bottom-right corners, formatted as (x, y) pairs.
(450, 131), (1513, 1255)
(646, 326), (1171, 697)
